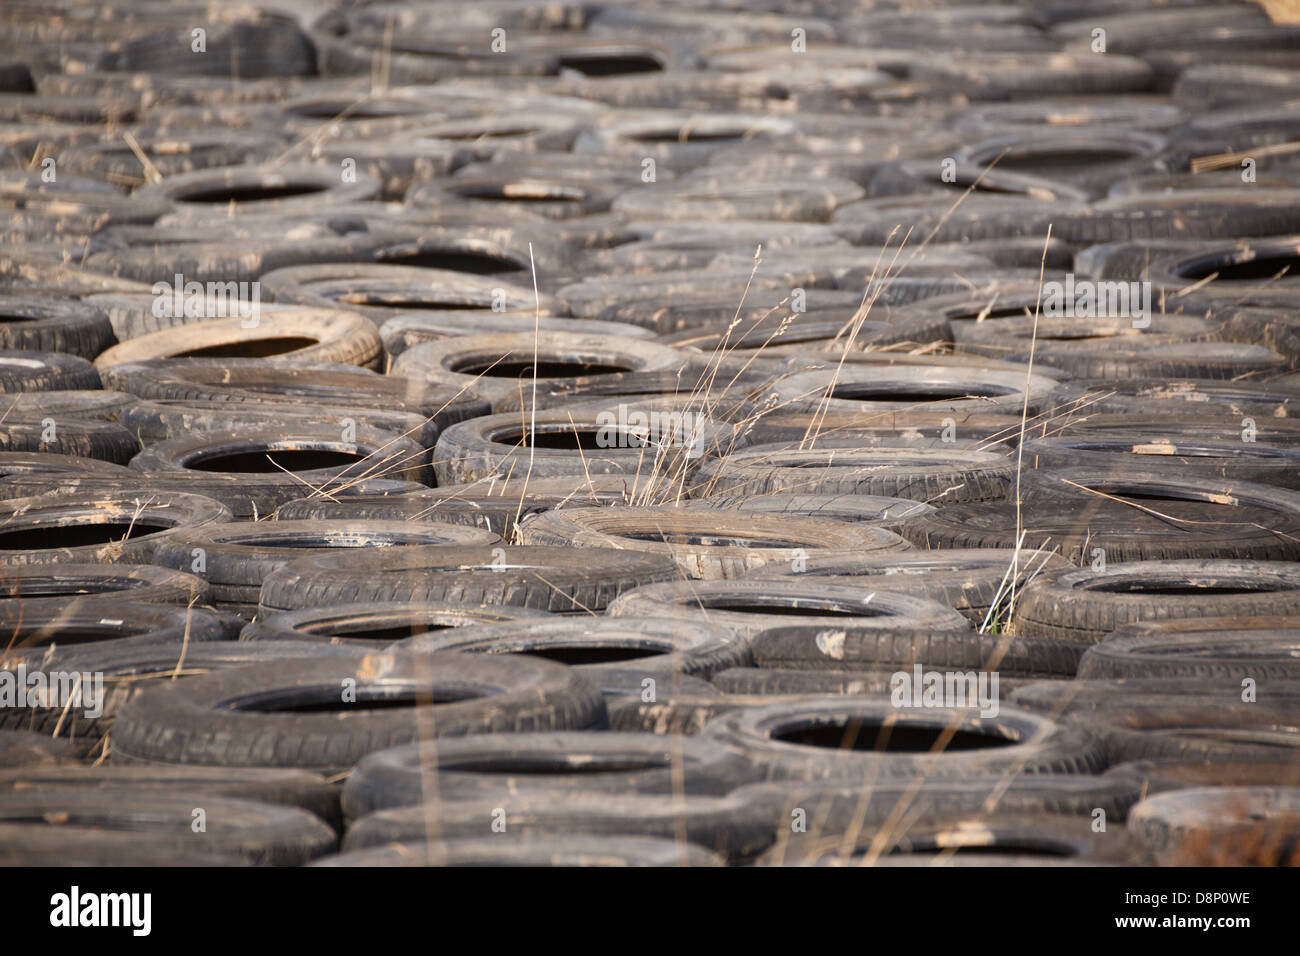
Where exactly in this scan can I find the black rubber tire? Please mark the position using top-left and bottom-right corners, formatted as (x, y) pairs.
(1172, 64), (1300, 110)
(58, 128), (278, 191)
(381, 312), (652, 357)
(0, 418), (139, 463)
(0, 490), (231, 567)
(516, 507), (908, 580)
(1068, 703), (1300, 765)
(740, 778), (1142, 846)
(406, 175), (620, 222)
(962, 333), (1286, 382)
(0, 294), (114, 357)
(608, 692), (800, 736)
(132, 163), (379, 219)
(343, 732), (760, 817)
(258, 263), (551, 325)
(902, 471), (1300, 564)
(701, 698), (1105, 782)
(271, 489), (534, 538)
(150, 520), (499, 609)
(6, 639), (356, 755)
(869, 158), (1091, 203)
(607, 578), (969, 640)
(747, 546), (1068, 625)
(0, 825), (245, 866)
(743, 409), (1025, 449)
(831, 195), (1090, 246)
(432, 404), (737, 486)
(121, 399), (441, 451)
(751, 624), (1082, 679)
(94, 308), (384, 372)
(1020, 432), (1300, 489)
(692, 443), (1015, 505)
(0, 390), (133, 422)
(678, 493), (934, 529)
(0, 791), (335, 866)
(1127, 788), (1300, 867)
(0, 350), (100, 392)
(272, 475), (645, 537)
(396, 616), (750, 679)
(756, 811), (1142, 866)
(100, 358), (488, 433)
(0, 563), (208, 605)
(769, 365), (1059, 417)
(1220, 306), (1300, 368)
(111, 652), (606, 774)
(612, 177), (865, 223)
(341, 793), (769, 862)
(129, 424), (432, 487)
(1040, 382), (1300, 421)
(555, 268), (795, 327)
(0, 765), (340, 830)
(1009, 678), (1300, 719)
(835, 190), (1300, 246)
(711, 667), (1034, 698)
(391, 331), (685, 410)
(241, 601), (552, 649)
(1014, 561), (1300, 643)
(908, 51), (1152, 98)
(1078, 615), (1300, 683)
(309, 834), (724, 867)
(0, 598), (238, 665)
(0, 471), (423, 523)
(259, 544), (679, 614)
(952, 310), (1218, 358)
(955, 129), (1168, 196)
(85, 291), (300, 341)
(1104, 758), (1300, 796)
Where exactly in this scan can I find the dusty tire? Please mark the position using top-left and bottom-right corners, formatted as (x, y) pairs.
(94, 308), (384, 371)
(702, 698), (1105, 782)
(516, 506), (908, 579)
(1014, 561), (1300, 643)
(129, 425), (433, 487)
(259, 545), (680, 614)
(391, 331), (685, 410)
(342, 733), (760, 817)
(747, 547), (1068, 625)
(341, 793), (767, 863)
(0, 490), (230, 567)
(150, 520), (500, 611)
(111, 652), (606, 774)
(607, 579), (969, 641)
(0, 351), (100, 392)
(432, 404), (737, 486)
(241, 601), (552, 649)
(397, 616), (750, 679)
(0, 563), (208, 606)
(693, 442), (1015, 505)
(0, 294), (114, 357)
(1078, 615), (1300, 683)
(0, 791), (335, 866)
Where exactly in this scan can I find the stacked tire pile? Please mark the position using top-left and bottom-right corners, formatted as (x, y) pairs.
(1, 0), (1299, 867)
